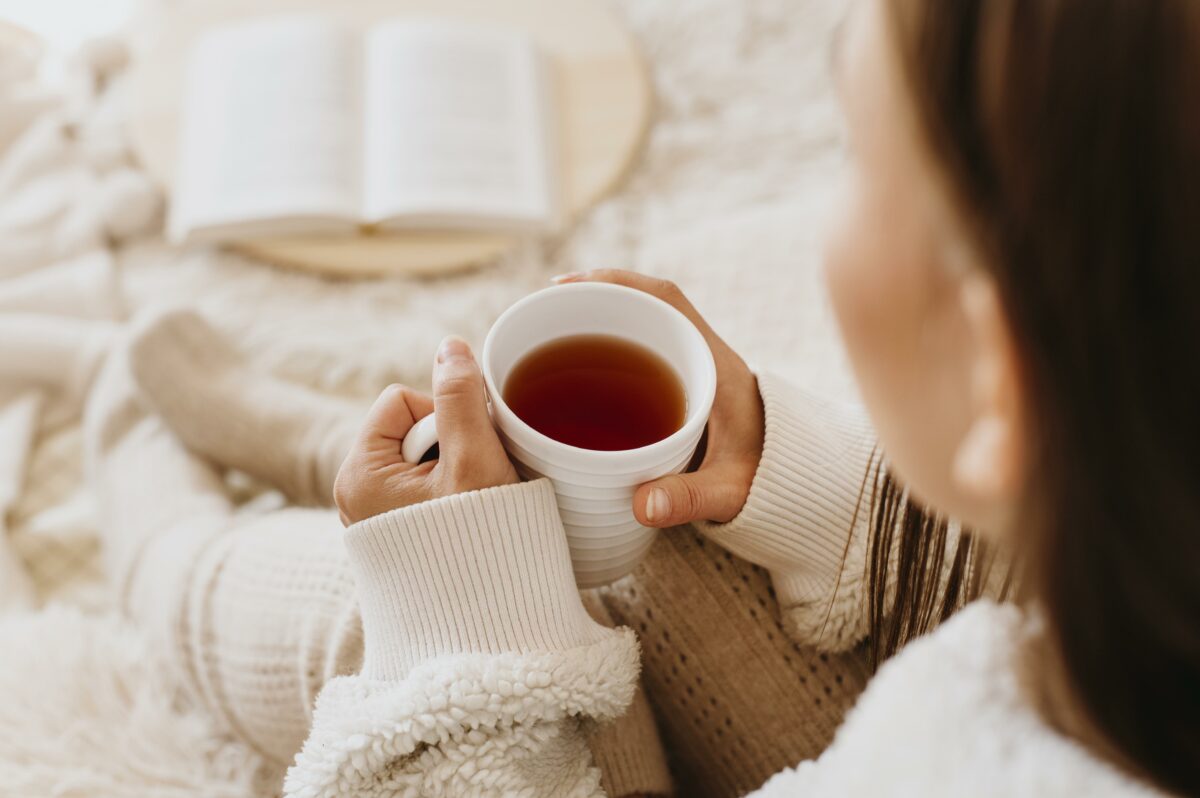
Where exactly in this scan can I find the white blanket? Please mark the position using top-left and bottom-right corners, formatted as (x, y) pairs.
(0, 0), (852, 793)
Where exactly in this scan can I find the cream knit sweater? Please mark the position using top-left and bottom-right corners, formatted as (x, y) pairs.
(284, 373), (1165, 798)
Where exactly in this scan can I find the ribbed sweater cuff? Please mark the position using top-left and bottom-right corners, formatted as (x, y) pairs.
(695, 372), (877, 595)
(345, 479), (609, 681)
(592, 744), (673, 798)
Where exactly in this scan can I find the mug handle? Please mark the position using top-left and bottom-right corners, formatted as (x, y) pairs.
(400, 413), (441, 464)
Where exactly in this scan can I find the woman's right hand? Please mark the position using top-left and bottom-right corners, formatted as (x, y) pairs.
(552, 270), (765, 527)
(333, 336), (518, 526)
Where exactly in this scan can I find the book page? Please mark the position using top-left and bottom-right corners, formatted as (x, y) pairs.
(362, 21), (557, 231)
(170, 16), (361, 241)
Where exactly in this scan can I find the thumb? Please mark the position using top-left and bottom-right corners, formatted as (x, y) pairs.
(633, 463), (749, 528)
(431, 336), (502, 463)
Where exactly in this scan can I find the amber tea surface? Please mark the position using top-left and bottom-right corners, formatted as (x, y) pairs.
(502, 334), (686, 451)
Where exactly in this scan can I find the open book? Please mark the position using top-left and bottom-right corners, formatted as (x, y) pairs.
(169, 17), (559, 243)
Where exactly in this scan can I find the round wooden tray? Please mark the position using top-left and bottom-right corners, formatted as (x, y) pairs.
(128, 0), (652, 277)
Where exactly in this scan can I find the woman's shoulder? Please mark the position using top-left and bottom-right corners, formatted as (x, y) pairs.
(756, 601), (1167, 797)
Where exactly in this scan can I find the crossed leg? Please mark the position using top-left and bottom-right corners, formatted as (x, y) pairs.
(85, 331), (363, 763)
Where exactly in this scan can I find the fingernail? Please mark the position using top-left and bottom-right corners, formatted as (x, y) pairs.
(550, 272), (584, 284)
(645, 488), (671, 523)
(436, 335), (473, 364)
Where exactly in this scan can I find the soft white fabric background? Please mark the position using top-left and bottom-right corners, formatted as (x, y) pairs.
(0, 0), (854, 793)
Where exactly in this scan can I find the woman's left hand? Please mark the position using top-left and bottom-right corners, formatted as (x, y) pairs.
(333, 336), (518, 526)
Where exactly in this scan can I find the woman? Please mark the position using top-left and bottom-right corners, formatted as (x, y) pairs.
(282, 0), (1199, 794)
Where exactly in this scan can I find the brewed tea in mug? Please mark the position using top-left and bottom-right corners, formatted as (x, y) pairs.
(502, 334), (686, 451)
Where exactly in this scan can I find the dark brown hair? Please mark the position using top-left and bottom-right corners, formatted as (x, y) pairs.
(863, 463), (1006, 670)
(864, 0), (1200, 793)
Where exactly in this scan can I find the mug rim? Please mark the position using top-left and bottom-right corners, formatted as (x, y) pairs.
(480, 282), (717, 464)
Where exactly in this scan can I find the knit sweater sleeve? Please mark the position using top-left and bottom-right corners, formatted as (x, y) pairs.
(283, 479), (640, 798)
(694, 372), (880, 652)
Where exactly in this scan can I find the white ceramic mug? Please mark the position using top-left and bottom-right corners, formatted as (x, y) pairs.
(400, 282), (716, 587)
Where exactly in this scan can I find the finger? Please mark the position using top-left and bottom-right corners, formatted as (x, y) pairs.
(553, 269), (697, 316)
(553, 269), (726, 351)
(430, 336), (505, 463)
(632, 463), (751, 528)
(359, 384), (434, 447)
